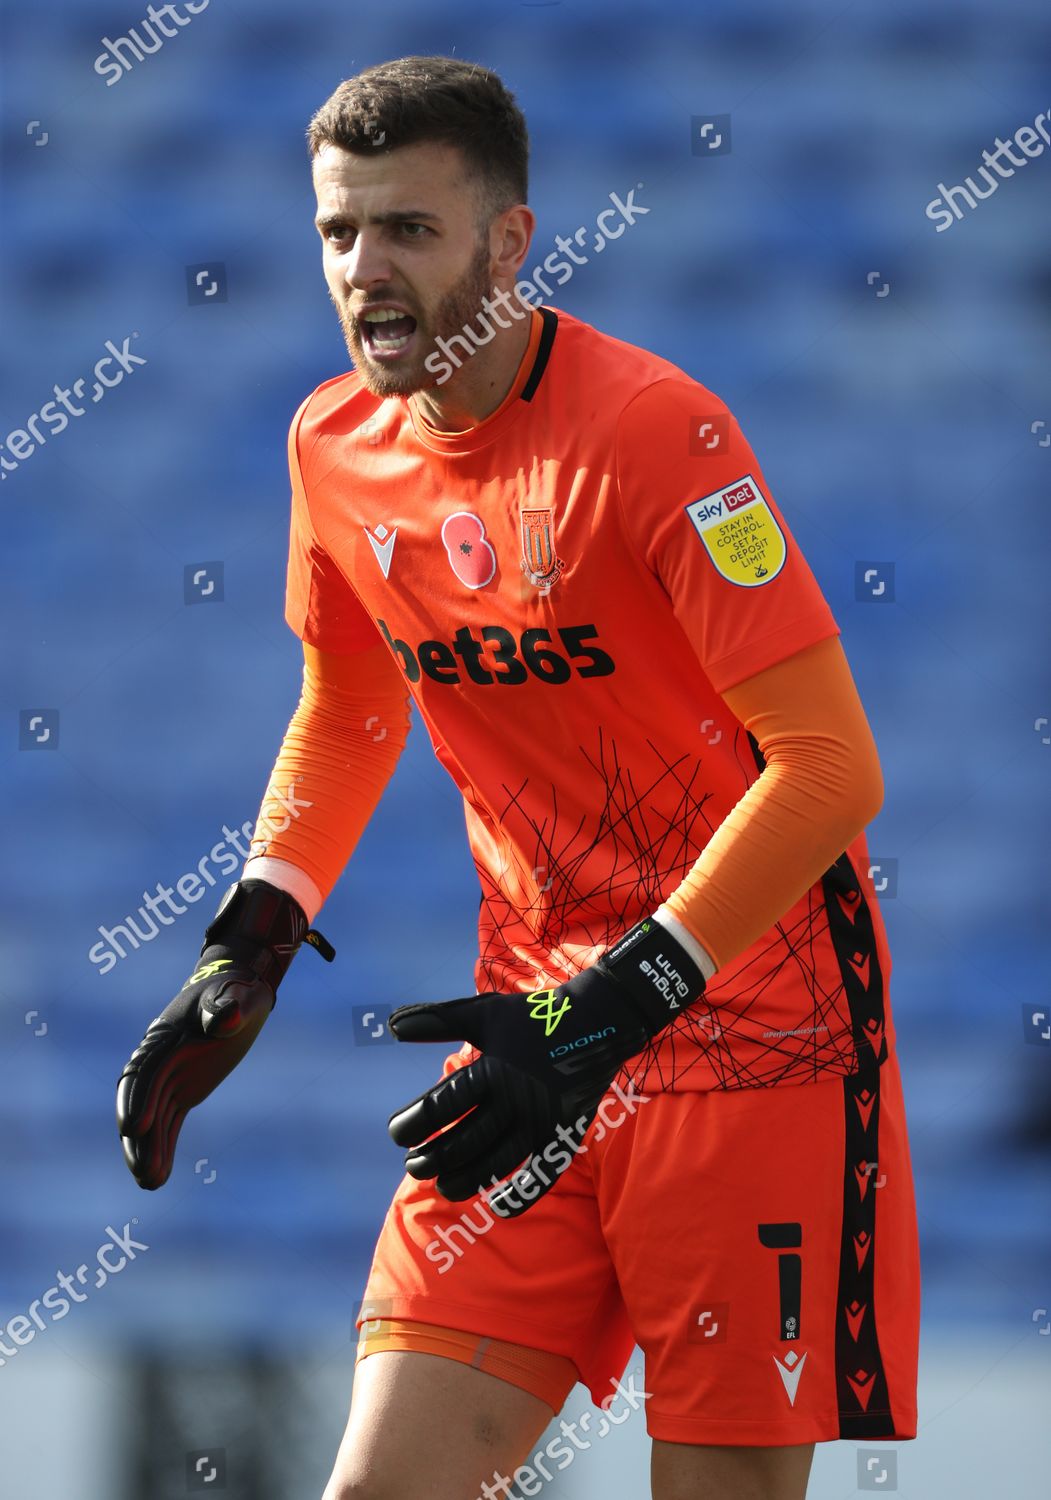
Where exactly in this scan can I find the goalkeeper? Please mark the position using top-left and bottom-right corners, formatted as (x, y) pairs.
(117, 53), (920, 1500)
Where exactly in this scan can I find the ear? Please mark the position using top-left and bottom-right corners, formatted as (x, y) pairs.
(490, 202), (536, 284)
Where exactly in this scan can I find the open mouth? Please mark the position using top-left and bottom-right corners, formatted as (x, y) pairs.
(359, 307), (418, 360)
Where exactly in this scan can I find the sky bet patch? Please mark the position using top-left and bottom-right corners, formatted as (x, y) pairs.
(685, 474), (787, 587)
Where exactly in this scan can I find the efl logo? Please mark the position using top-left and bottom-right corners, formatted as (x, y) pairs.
(723, 480), (758, 512)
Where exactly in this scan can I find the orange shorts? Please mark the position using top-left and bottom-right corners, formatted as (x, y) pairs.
(357, 1046), (920, 1446)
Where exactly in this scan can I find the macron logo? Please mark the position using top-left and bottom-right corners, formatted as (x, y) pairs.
(773, 1348), (807, 1407)
(365, 523), (397, 579)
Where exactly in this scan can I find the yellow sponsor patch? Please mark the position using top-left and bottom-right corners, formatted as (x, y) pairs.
(685, 474), (786, 587)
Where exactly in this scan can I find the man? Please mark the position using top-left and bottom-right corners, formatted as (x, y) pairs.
(117, 56), (920, 1500)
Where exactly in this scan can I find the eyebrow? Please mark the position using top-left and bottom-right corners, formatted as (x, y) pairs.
(314, 209), (442, 230)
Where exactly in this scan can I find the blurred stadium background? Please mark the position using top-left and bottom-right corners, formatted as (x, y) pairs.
(2, 0), (1049, 1494)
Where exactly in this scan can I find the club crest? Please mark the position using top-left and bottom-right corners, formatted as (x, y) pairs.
(520, 506), (565, 593)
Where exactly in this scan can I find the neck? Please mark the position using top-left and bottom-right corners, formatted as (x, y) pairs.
(410, 309), (534, 432)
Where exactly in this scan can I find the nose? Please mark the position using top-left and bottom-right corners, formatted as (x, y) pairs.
(342, 231), (393, 292)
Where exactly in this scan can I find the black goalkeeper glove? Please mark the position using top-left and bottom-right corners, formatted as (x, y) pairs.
(387, 917), (706, 1217)
(116, 878), (334, 1189)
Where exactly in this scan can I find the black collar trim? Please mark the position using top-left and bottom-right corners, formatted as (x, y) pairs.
(519, 307), (558, 403)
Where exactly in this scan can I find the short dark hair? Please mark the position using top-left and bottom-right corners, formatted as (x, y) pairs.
(307, 56), (529, 225)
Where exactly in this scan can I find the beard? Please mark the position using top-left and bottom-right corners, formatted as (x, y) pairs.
(332, 236), (496, 399)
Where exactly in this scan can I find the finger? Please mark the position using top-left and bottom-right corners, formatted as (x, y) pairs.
(388, 994), (498, 1047)
(121, 1105), (176, 1190)
(121, 1130), (154, 1187)
(118, 1031), (221, 1186)
(435, 1131), (538, 1202)
(486, 1162), (562, 1219)
(147, 1049), (204, 1188)
(401, 1093), (509, 1180)
(200, 978), (272, 1039)
(121, 1065), (186, 1188)
(387, 1060), (490, 1148)
(117, 1026), (212, 1136)
(116, 1067), (149, 1138)
(116, 1023), (181, 1135)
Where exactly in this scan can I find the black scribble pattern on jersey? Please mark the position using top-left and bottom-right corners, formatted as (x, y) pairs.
(476, 725), (721, 972)
(627, 888), (859, 1092)
(474, 728), (868, 1093)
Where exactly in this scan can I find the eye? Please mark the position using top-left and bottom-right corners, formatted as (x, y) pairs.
(323, 223), (353, 244)
(398, 222), (431, 239)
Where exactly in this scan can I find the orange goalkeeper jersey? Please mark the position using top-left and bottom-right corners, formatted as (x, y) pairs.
(284, 307), (894, 1092)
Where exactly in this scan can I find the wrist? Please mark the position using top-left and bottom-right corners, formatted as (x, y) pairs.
(241, 855), (323, 925)
(200, 879), (334, 993)
(599, 916), (707, 1035)
(653, 905), (717, 983)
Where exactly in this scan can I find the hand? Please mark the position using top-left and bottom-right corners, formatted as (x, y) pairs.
(116, 879), (333, 1189)
(116, 962), (276, 1190)
(387, 917), (705, 1217)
